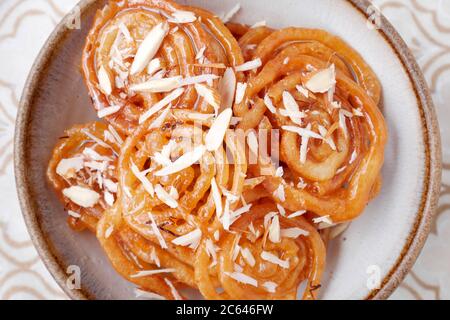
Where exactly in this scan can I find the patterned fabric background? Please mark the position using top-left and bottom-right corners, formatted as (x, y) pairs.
(0, 0), (448, 300)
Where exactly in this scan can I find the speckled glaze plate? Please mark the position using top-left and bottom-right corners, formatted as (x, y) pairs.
(14, 0), (441, 300)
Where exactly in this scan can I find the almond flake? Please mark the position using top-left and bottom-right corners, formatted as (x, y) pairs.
(268, 215), (281, 243)
(130, 22), (169, 75)
(261, 251), (289, 269)
(221, 3), (241, 23)
(105, 225), (114, 238)
(339, 109), (350, 138)
(287, 210), (306, 218)
(222, 199), (231, 230)
(263, 94), (276, 113)
(131, 76), (182, 93)
(98, 105), (121, 118)
(281, 227), (309, 238)
(164, 278), (182, 300)
(148, 212), (167, 249)
(275, 166), (284, 178)
(149, 105), (172, 129)
(195, 46), (206, 61)
(155, 184), (178, 208)
(131, 268), (176, 278)
(282, 91), (305, 125)
(205, 108), (232, 151)
(240, 247), (256, 267)
(235, 82), (247, 104)
(179, 74), (220, 86)
(147, 58), (162, 75)
(169, 186), (179, 200)
(131, 160), (154, 196)
(108, 125), (124, 145)
(82, 129), (113, 150)
(63, 186), (100, 208)
(104, 179), (118, 193)
(251, 20), (266, 28)
(104, 190), (115, 206)
(68, 210), (81, 218)
(210, 177), (223, 218)
(349, 150), (357, 164)
(276, 203), (286, 216)
(225, 271), (258, 287)
(235, 58), (262, 72)
(296, 85), (309, 98)
(263, 281), (278, 293)
(56, 157), (84, 178)
(135, 289), (166, 300)
(98, 65), (113, 95)
(273, 184), (285, 201)
(168, 10), (197, 23)
(353, 108), (364, 117)
(139, 87), (184, 124)
(318, 124), (336, 151)
(154, 145), (206, 176)
(171, 228), (202, 249)
(313, 215), (333, 225)
(195, 83), (221, 114)
(305, 64), (336, 93)
(118, 22), (133, 42)
(283, 57), (290, 65)
(218, 68), (236, 110)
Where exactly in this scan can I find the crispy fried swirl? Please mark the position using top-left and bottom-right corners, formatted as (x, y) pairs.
(233, 27), (387, 222)
(82, 0), (243, 134)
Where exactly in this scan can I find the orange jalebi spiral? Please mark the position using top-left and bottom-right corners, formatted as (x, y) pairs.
(82, 0), (243, 135)
(47, 122), (123, 231)
(46, 0), (388, 300)
(195, 199), (325, 300)
(233, 27), (387, 222)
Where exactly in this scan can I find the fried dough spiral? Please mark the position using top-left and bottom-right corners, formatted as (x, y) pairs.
(234, 27), (387, 222)
(82, 0), (243, 134)
(47, 0), (387, 300)
(47, 122), (123, 231)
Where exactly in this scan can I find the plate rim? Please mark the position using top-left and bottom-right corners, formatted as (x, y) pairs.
(13, 0), (442, 300)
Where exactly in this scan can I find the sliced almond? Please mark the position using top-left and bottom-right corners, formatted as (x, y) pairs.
(98, 65), (113, 95)
(281, 227), (309, 238)
(130, 22), (169, 75)
(268, 215), (281, 243)
(235, 58), (262, 72)
(168, 10), (197, 23)
(195, 83), (221, 114)
(154, 145), (206, 176)
(263, 94), (276, 113)
(218, 68), (236, 110)
(171, 228), (202, 249)
(63, 186), (100, 208)
(147, 58), (162, 75)
(139, 87), (184, 124)
(235, 82), (247, 104)
(261, 251), (289, 268)
(56, 157), (84, 178)
(205, 108), (232, 151)
(130, 76), (182, 93)
(98, 105), (122, 118)
(155, 184), (178, 208)
(305, 64), (336, 93)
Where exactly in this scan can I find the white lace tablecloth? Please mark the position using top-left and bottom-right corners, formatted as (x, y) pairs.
(0, 0), (448, 300)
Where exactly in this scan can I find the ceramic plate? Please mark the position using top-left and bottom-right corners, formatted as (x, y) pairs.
(14, 0), (441, 300)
